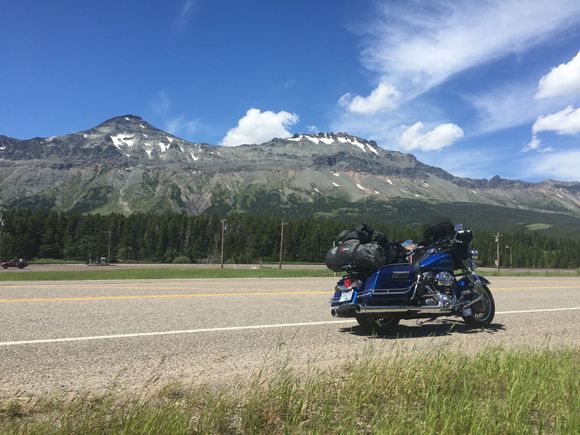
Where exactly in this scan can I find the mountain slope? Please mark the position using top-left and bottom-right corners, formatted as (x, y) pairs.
(1, 115), (579, 237)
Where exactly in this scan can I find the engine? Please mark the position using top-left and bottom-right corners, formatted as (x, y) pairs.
(419, 271), (457, 308)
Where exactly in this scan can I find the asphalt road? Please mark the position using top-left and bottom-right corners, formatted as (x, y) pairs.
(1, 276), (579, 397)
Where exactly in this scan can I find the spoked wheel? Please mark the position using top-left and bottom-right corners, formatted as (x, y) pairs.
(355, 313), (400, 335)
(463, 285), (495, 328)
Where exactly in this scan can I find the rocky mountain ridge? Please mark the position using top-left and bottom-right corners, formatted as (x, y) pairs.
(0, 115), (579, 230)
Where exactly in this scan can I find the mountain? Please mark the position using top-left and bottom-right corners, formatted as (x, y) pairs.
(1, 115), (579, 237)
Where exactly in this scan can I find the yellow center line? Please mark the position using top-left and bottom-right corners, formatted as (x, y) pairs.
(0, 290), (329, 304)
(0, 285), (578, 304)
(494, 285), (580, 291)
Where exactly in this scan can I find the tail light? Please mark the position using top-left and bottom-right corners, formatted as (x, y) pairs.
(336, 278), (363, 291)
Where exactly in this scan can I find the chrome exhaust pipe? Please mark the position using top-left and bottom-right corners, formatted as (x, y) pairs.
(355, 305), (410, 314)
(355, 305), (453, 315)
(411, 306), (453, 314)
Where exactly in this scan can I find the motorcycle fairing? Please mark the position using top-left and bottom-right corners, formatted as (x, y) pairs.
(419, 252), (454, 271)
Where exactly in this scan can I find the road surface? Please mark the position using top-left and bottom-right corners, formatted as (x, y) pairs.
(1, 276), (579, 396)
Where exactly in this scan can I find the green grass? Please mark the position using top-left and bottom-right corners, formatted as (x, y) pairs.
(30, 258), (86, 264)
(1, 347), (578, 434)
(0, 267), (336, 281)
(526, 223), (553, 231)
(0, 265), (578, 281)
(479, 269), (580, 277)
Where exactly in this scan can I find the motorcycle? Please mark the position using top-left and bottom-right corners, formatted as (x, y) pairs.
(329, 223), (495, 334)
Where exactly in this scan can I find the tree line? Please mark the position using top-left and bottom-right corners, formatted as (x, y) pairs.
(0, 209), (578, 268)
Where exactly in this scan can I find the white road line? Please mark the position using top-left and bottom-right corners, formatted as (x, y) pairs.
(496, 307), (580, 315)
(1, 307), (579, 347)
(0, 320), (356, 347)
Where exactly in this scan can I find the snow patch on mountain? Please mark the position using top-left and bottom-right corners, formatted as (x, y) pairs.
(285, 133), (380, 155)
(111, 134), (136, 148)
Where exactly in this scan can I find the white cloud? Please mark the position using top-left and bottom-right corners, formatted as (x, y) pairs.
(357, 1), (580, 100)
(338, 82), (401, 114)
(164, 115), (199, 139)
(333, 1), (580, 147)
(220, 108), (299, 146)
(399, 122), (464, 151)
(420, 147), (510, 179)
(522, 135), (555, 153)
(468, 81), (561, 134)
(176, 0), (198, 29)
(524, 150), (580, 181)
(538, 146), (555, 153)
(533, 105), (580, 135)
(151, 91), (171, 116)
(522, 135), (541, 152)
(536, 50), (580, 99)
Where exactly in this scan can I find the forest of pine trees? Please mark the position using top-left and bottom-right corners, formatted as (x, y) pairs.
(0, 209), (578, 268)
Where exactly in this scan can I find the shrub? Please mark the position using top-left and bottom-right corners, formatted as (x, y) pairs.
(172, 255), (190, 264)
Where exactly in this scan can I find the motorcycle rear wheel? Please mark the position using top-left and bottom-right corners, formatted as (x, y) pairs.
(355, 314), (400, 334)
(463, 285), (495, 328)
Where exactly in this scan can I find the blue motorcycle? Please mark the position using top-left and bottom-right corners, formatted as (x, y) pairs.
(329, 223), (495, 334)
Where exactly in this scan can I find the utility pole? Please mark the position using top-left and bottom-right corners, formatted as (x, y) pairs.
(107, 230), (112, 264)
(0, 208), (4, 263)
(495, 233), (502, 272)
(103, 230), (112, 264)
(279, 220), (287, 269)
(506, 245), (513, 270)
(220, 219), (227, 269)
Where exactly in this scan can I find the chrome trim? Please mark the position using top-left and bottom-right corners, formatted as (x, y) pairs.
(372, 284), (415, 295)
(355, 305), (454, 314)
(356, 305), (409, 313)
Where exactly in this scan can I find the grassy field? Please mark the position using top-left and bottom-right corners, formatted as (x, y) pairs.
(1, 347), (578, 434)
(0, 267), (337, 281)
(0, 266), (578, 281)
(480, 269), (580, 277)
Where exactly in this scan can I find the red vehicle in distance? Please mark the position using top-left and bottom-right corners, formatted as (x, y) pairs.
(1, 258), (29, 269)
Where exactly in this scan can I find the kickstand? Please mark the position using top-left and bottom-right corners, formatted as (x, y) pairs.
(416, 317), (438, 326)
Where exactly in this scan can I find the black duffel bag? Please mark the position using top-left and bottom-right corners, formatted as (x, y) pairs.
(352, 242), (388, 271)
(325, 240), (389, 272)
(325, 239), (359, 272)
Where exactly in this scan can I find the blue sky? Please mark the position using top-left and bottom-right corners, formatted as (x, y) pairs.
(2, 0), (580, 181)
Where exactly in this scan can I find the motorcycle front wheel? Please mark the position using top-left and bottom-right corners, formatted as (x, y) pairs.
(462, 285), (495, 328)
(355, 314), (400, 335)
